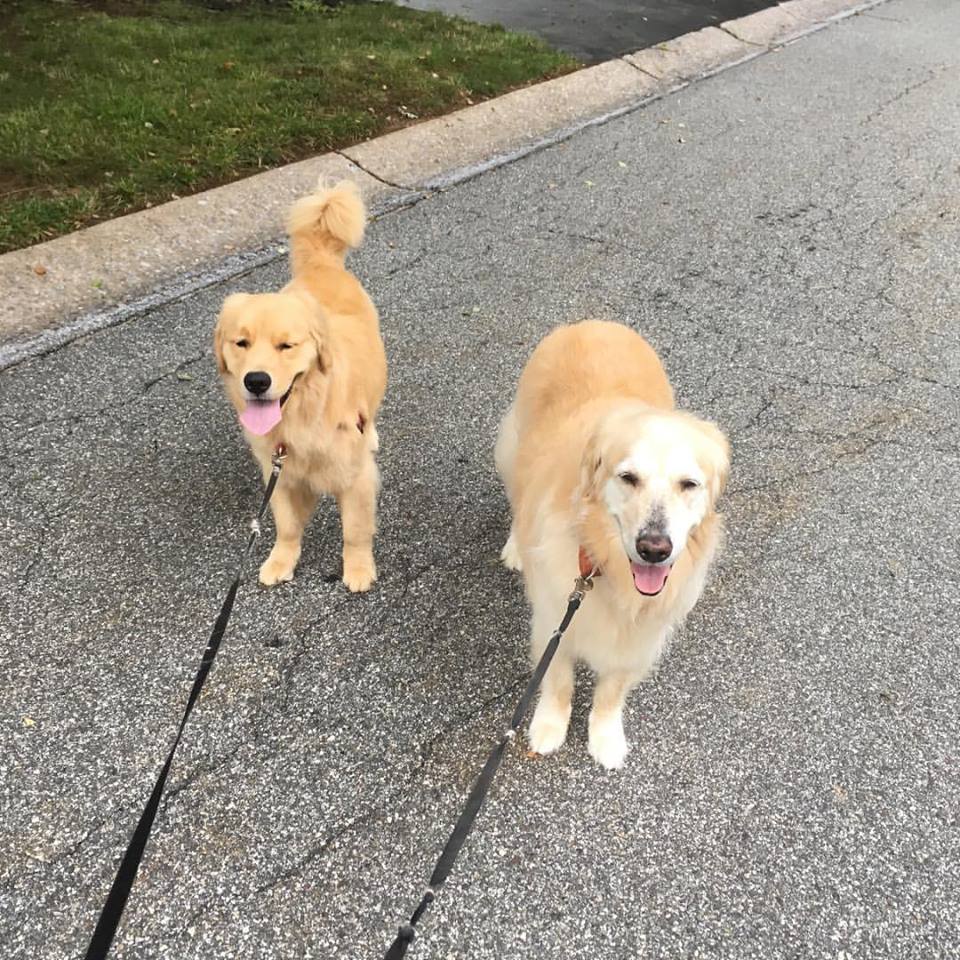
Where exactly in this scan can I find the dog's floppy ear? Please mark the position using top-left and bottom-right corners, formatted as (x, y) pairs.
(214, 293), (250, 373)
(295, 290), (332, 373)
(310, 325), (333, 374)
(579, 424), (606, 501)
(213, 321), (227, 373)
(689, 415), (730, 503)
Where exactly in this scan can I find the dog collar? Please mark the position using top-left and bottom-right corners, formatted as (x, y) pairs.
(578, 546), (601, 579)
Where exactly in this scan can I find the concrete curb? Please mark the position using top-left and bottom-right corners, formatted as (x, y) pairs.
(624, 26), (753, 81)
(0, 0), (886, 366)
(341, 59), (658, 188)
(0, 154), (404, 348)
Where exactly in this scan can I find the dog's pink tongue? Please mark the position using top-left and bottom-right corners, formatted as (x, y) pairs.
(239, 399), (282, 436)
(631, 562), (671, 596)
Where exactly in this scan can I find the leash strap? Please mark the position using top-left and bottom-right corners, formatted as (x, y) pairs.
(84, 451), (285, 960)
(383, 573), (594, 959)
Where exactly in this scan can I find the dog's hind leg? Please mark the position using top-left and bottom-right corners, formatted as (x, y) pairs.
(337, 454), (379, 592)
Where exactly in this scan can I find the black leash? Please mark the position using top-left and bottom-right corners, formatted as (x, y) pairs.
(383, 569), (596, 959)
(84, 446), (286, 960)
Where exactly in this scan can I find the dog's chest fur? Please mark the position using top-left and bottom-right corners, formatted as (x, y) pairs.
(250, 414), (369, 496)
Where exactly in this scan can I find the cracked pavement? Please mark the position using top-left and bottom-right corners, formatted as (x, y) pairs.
(2, 1), (959, 957)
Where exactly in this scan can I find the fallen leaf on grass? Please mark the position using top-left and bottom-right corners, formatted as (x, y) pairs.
(22, 716), (36, 727)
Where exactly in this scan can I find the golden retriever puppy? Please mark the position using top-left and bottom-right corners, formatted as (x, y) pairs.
(215, 180), (386, 591)
(496, 320), (729, 768)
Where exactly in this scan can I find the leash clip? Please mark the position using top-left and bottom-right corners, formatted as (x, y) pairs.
(570, 569), (596, 602)
(271, 443), (287, 474)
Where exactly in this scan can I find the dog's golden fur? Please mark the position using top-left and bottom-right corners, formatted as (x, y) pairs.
(496, 320), (729, 768)
(215, 180), (386, 591)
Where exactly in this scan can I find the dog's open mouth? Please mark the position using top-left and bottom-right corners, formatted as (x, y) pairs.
(239, 398), (282, 436)
(237, 377), (299, 436)
(630, 561), (672, 596)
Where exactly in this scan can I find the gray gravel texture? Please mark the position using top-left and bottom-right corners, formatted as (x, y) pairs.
(2, 1), (959, 957)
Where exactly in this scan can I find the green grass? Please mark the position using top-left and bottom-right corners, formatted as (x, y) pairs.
(0, 0), (576, 253)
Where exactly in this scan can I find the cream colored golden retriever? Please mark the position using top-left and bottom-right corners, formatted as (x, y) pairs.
(496, 320), (729, 768)
(215, 181), (386, 591)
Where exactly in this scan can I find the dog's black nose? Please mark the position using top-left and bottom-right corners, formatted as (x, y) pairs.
(636, 534), (672, 564)
(243, 371), (271, 396)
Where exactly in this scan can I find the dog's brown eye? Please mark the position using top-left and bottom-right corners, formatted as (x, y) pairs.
(277, 342), (294, 351)
(680, 479), (700, 491)
(618, 471), (639, 487)
(235, 338), (249, 348)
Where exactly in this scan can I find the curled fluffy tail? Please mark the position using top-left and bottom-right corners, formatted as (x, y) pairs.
(287, 179), (366, 274)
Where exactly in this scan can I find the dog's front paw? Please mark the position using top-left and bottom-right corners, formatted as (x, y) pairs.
(588, 715), (628, 770)
(500, 532), (523, 572)
(343, 553), (377, 592)
(529, 702), (569, 756)
(259, 551), (296, 586)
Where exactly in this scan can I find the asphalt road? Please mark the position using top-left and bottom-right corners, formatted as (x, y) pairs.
(394, 0), (780, 62)
(2, 1), (959, 957)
